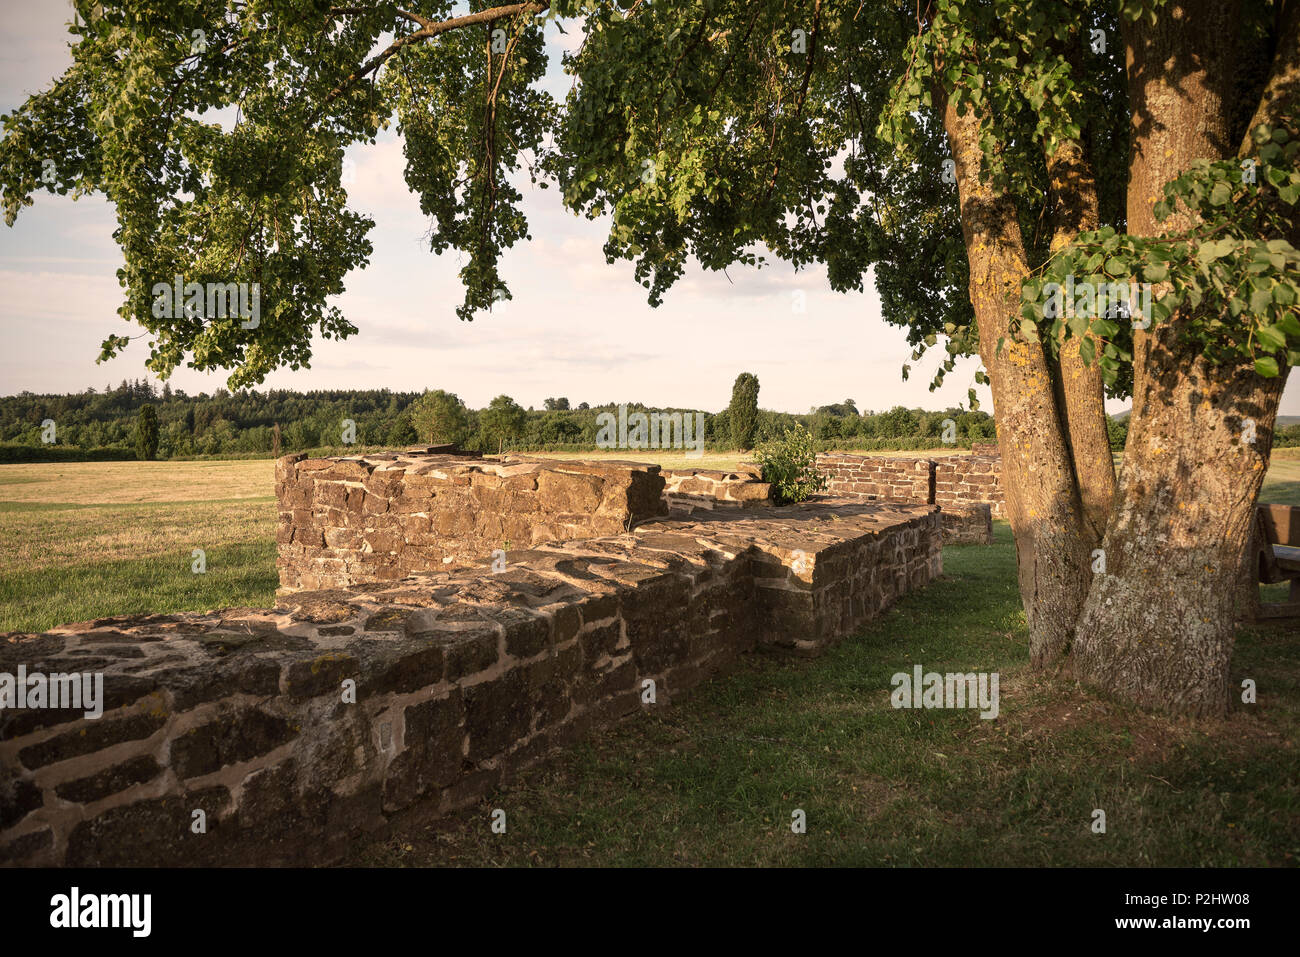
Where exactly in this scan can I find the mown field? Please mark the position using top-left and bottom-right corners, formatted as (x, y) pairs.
(0, 460), (277, 632)
(0, 450), (1296, 865)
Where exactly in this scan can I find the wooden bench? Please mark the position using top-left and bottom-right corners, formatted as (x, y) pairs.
(1251, 504), (1300, 619)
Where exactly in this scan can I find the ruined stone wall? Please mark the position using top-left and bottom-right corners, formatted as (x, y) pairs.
(815, 454), (934, 504)
(932, 456), (1005, 518)
(939, 504), (995, 545)
(660, 466), (772, 514)
(276, 452), (667, 593)
(815, 452), (1006, 523)
(1, 501), (940, 867)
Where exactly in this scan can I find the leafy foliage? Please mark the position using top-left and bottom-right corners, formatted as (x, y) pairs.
(409, 388), (470, 445)
(0, 1), (553, 387)
(754, 423), (826, 505)
(3, 0), (1290, 405)
(479, 393), (527, 450)
(1022, 125), (1300, 381)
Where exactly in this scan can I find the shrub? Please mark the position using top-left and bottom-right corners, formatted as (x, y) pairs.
(1106, 415), (1129, 451)
(755, 424), (828, 505)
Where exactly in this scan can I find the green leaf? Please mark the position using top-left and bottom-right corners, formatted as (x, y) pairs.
(1254, 355), (1280, 377)
(1250, 282), (1275, 315)
(1256, 324), (1287, 350)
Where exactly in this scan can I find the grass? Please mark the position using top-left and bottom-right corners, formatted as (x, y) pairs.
(347, 522), (1300, 867)
(1261, 446), (1300, 506)
(0, 460), (277, 632)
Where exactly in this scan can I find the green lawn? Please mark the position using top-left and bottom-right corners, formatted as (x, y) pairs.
(1261, 447), (1300, 505)
(0, 460), (278, 632)
(348, 523), (1300, 866)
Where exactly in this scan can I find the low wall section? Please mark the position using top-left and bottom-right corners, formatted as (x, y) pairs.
(276, 453), (667, 593)
(2, 500), (940, 867)
(815, 452), (1006, 525)
(661, 466), (772, 513)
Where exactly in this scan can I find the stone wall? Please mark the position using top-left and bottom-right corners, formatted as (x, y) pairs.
(661, 466), (772, 514)
(815, 452), (1006, 527)
(933, 456), (1005, 518)
(276, 452), (668, 593)
(939, 504), (994, 545)
(816, 453), (934, 504)
(1, 500), (940, 867)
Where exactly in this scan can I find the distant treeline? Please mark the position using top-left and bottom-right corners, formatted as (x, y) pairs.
(1, 379), (1253, 462)
(0, 381), (1001, 461)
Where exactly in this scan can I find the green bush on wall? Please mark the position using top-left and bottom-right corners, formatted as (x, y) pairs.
(755, 424), (829, 505)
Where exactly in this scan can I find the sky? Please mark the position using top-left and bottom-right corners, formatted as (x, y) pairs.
(2, 2), (1296, 417)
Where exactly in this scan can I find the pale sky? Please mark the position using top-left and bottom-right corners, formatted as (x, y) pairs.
(2, 1), (1296, 417)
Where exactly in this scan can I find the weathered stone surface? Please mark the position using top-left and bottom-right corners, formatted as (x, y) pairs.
(64, 787), (232, 867)
(17, 711), (166, 770)
(276, 452), (669, 592)
(170, 709), (297, 779)
(0, 766), (42, 830)
(54, 755), (163, 804)
(940, 504), (995, 545)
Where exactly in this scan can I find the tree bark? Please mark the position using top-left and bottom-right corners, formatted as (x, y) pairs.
(943, 99), (1093, 667)
(1071, 0), (1295, 717)
(1045, 136), (1117, 545)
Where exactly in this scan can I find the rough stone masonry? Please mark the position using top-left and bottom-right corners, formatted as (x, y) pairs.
(1, 452), (942, 867)
(815, 451), (1001, 544)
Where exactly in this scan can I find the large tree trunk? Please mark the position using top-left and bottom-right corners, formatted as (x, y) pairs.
(1071, 0), (1296, 717)
(1072, 338), (1289, 715)
(943, 100), (1094, 667)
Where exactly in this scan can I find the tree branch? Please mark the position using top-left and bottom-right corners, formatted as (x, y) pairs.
(323, 1), (550, 107)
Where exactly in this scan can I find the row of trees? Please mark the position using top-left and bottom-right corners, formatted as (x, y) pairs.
(2, 376), (1009, 459)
